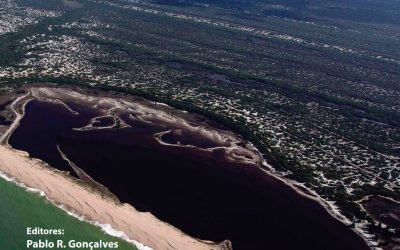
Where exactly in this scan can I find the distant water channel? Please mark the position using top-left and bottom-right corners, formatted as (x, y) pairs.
(10, 100), (369, 250)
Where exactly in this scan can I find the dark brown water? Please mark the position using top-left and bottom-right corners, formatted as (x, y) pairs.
(10, 100), (369, 250)
(161, 130), (221, 148)
(0, 99), (13, 111)
(362, 196), (400, 229)
(0, 115), (12, 125)
(92, 116), (115, 127)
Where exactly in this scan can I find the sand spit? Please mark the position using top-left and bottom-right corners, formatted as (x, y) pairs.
(28, 85), (262, 165)
(0, 145), (231, 250)
(0, 85), (372, 249)
(0, 91), (31, 144)
(0, 85), (237, 250)
(0, 171), (152, 250)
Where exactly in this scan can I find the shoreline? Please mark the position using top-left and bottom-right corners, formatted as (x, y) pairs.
(356, 195), (400, 227)
(0, 145), (231, 250)
(0, 85), (373, 249)
(0, 86), (231, 250)
(0, 170), (151, 250)
(256, 160), (378, 248)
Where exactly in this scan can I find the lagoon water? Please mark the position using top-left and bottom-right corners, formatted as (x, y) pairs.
(10, 100), (369, 250)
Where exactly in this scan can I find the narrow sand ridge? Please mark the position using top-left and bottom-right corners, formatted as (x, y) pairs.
(0, 145), (230, 250)
(0, 85), (253, 250)
(0, 86), (375, 249)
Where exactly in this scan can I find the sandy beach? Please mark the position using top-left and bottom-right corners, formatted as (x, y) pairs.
(0, 85), (245, 250)
(0, 145), (230, 250)
(0, 85), (372, 250)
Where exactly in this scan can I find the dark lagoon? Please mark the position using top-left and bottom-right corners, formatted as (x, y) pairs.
(362, 196), (400, 229)
(10, 100), (369, 250)
(0, 115), (12, 126)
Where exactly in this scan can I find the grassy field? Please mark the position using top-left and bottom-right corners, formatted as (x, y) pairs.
(0, 176), (139, 250)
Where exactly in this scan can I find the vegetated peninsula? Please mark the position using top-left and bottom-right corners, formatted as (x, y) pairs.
(0, 85), (369, 250)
